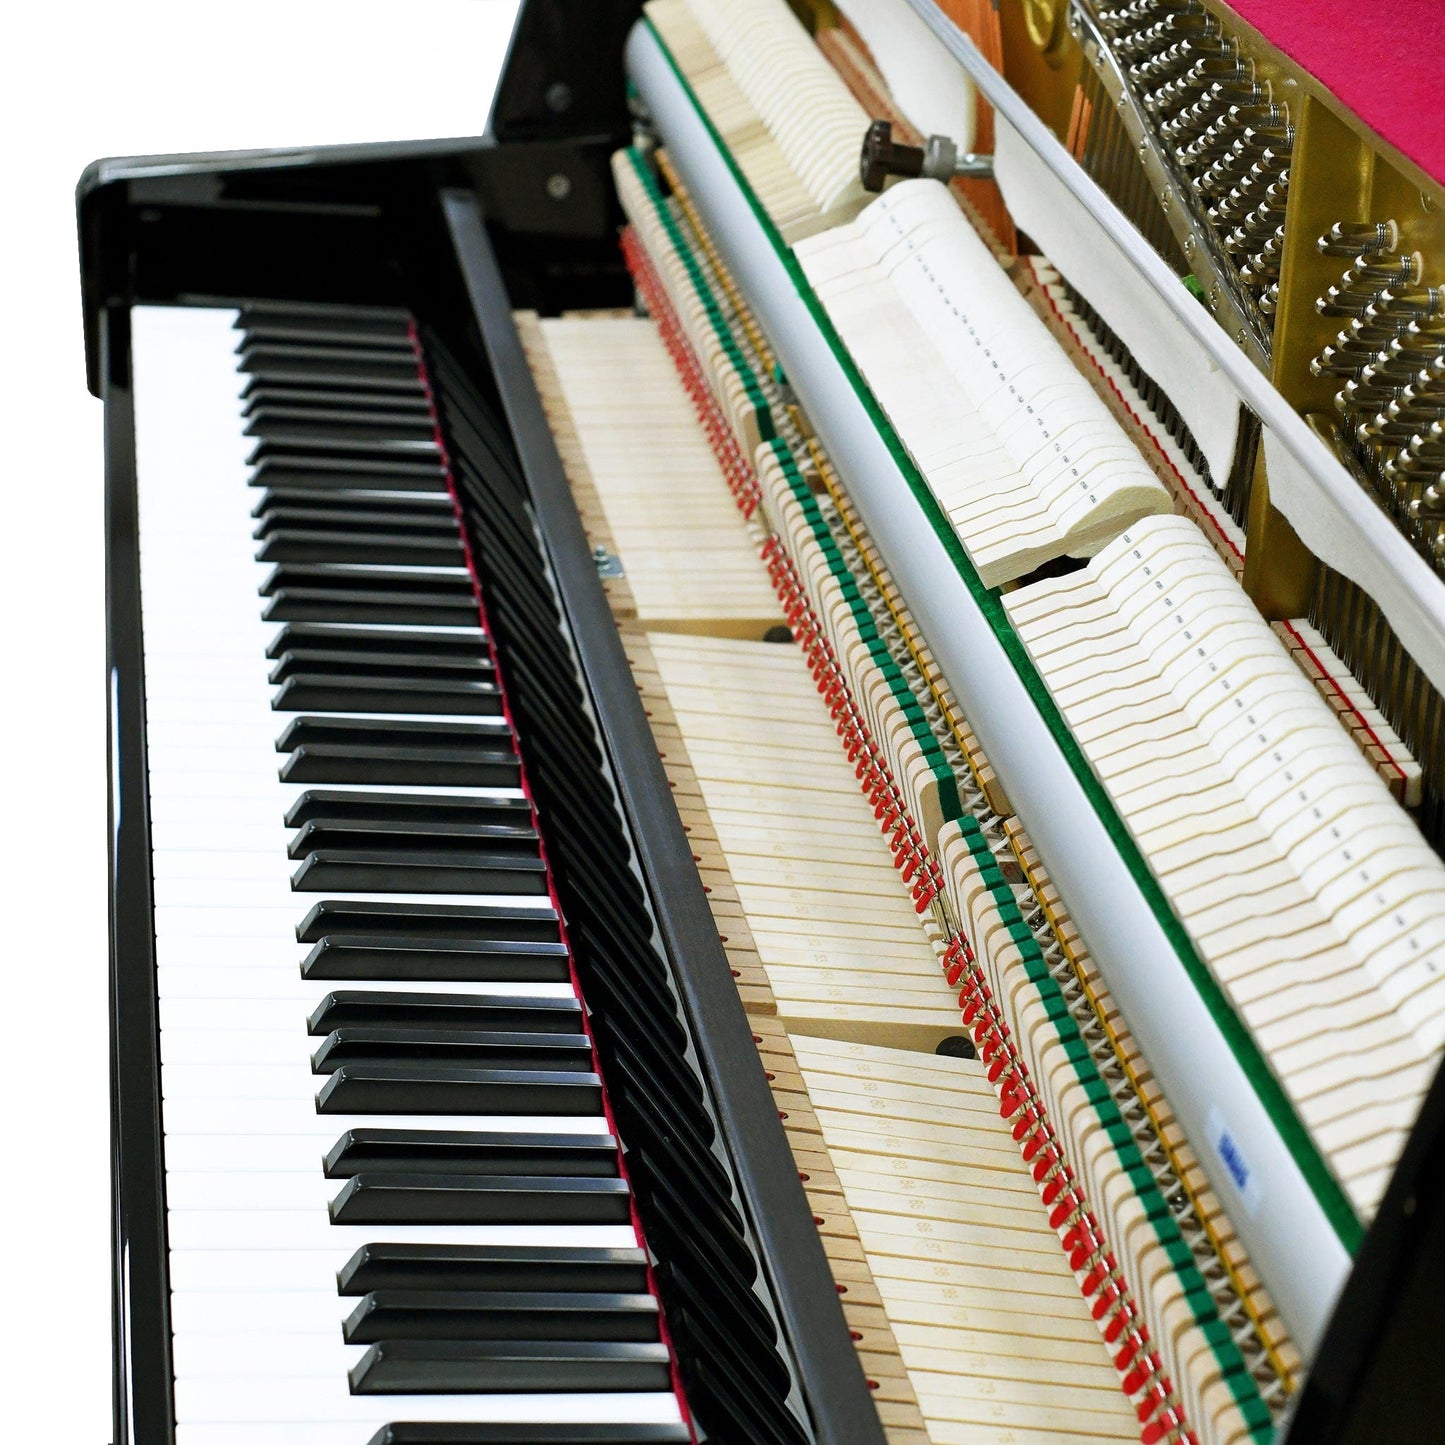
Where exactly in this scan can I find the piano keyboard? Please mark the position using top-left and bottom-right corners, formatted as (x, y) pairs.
(794, 179), (1172, 587)
(643, 0), (870, 243)
(132, 304), (688, 1442)
(1003, 513), (1445, 1216)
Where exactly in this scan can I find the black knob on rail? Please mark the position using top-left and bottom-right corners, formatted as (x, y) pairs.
(859, 119), (995, 193)
(860, 119), (926, 192)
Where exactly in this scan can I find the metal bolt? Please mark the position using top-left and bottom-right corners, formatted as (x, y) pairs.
(545, 173), (572, 202)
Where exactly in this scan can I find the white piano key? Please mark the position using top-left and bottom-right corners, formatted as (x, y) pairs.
(166, 1212), (635, 1253)
(173, 1379), (680, 1427)
(162, 1119), (609, 1171)
(175, 1420), (680, 1445)
(171, 1290), (349, 1336)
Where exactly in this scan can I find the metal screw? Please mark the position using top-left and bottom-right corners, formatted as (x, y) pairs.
(545, 81), (573, 114)
(546, 173), (572, 202)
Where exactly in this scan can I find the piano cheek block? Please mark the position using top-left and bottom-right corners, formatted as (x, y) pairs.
(315, 1063), (602, 1116)
(347, 1340), (675, 1394)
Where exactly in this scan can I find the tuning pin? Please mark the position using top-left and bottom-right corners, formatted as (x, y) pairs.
(1337, 377), (1409, 416)
(1405, 475), (1445, 516)
(1318, 219), (1400, 258)
(1319, 256), (1423, 318)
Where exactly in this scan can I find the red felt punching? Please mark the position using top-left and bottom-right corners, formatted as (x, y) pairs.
(1224, 0), (1445, 186)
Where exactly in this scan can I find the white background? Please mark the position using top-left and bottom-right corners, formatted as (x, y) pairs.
(2, 2), (519, 1432)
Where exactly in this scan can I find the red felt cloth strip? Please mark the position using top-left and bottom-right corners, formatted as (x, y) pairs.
(1223, 0), (1445, 185)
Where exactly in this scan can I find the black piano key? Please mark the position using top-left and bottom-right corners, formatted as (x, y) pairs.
(295, 899), (560, 946)
(365, 1423), (691, 1444)
(256, 530), (466, 566)
(273, 676), (503, 717)
(250, 455), (447, 490)
(247, 436), (438, 469)
(276, 721), (516, 783)
(238, 344), (421, 388)
(323, 1129), (619, 1179)
(264, 590), (481, 628)
(267, 625), (487, 663)
(253, 503), (458, 538)
(342, 1290), (660, 1345)
(306, 990), (581, 1035)
(348, 1339), (672, 1395)
(259, 563), (474, 601)
(338, 1244), (649, 1297)
(279, 743), (519, 787)
(238, 298), (412, 328)
(311, 1028), (593, 1074)
(329, 1171), (629, 1224)
(252, 492), (456, 525)
(285, 791), (527, 830)
(301, 935), (572, 984)
(245, 395), (433, 423)
(289, 818), (536, 858)
(246, 420), (438, 454)
(316, 1064), (602, 1117)
(291, 847), (545, 896)
(277, 716), (511, 750)
(270, 650), (493, 685)
(242, 375), (428, 404)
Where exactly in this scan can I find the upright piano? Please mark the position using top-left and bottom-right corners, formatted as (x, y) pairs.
(84, 2), (1445, 1442)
